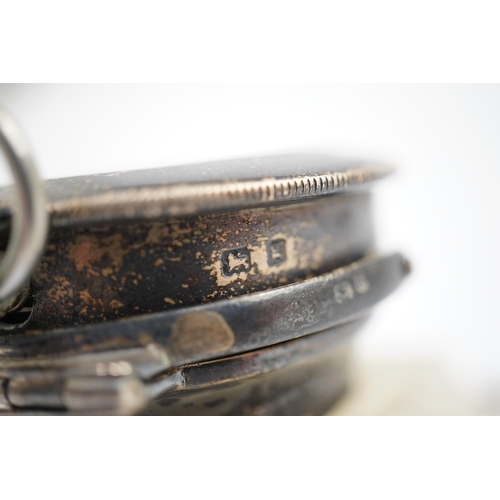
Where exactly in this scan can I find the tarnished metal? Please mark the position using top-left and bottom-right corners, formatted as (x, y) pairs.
(0, 155), (392, 226)
(0, 146), (408, 415)
(8, 192), (374, 330)
(0, 343), (172, 415)
(0, 253), (407, 367)
(0, 319), (362, 415)
(144, 318), (366, 416)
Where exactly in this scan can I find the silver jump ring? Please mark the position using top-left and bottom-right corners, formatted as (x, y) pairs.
(0, 107), (48, 312)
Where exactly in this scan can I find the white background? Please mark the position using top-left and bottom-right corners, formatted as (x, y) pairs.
(2, 0), (500, 497)
(0, 83), (498, 403)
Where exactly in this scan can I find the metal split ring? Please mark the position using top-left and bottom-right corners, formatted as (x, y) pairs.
(0, 107), (48, 315)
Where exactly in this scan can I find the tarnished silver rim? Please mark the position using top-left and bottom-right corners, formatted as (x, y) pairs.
(49, 164), (392, 226)
(0, 107), (48, 308)
(0, 157), (393, 227)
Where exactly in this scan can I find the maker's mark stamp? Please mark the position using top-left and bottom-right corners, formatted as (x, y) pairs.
(220, 247), (251, 277)
(267, 238), (287, 267)
(333, 273), (370, 304)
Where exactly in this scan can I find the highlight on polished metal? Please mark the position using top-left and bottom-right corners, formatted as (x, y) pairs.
(0, 107), (48, 316)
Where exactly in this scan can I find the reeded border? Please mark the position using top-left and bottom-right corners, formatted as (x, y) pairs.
(49, 164), (392, 226)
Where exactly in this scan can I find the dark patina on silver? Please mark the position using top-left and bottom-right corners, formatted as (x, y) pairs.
(0, 113), (407, 415)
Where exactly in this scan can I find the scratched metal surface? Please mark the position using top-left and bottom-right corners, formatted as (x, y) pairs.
(0, 155), (391, 227)
(0, 318), (364, 415)
(0, 155), (391, 331)
(9, 193), (372, 331)
(142, 318), (364, 416)
(0, 254), (408, 369)
(0, 155), (405, 415)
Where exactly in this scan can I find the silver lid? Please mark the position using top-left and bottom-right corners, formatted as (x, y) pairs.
(0, 155), (392, 227)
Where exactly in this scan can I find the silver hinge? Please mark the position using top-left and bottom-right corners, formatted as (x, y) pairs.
(0, 343), (178, 415)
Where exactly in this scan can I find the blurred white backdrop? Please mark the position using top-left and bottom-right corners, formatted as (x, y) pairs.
(0, 84), (498, 403)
